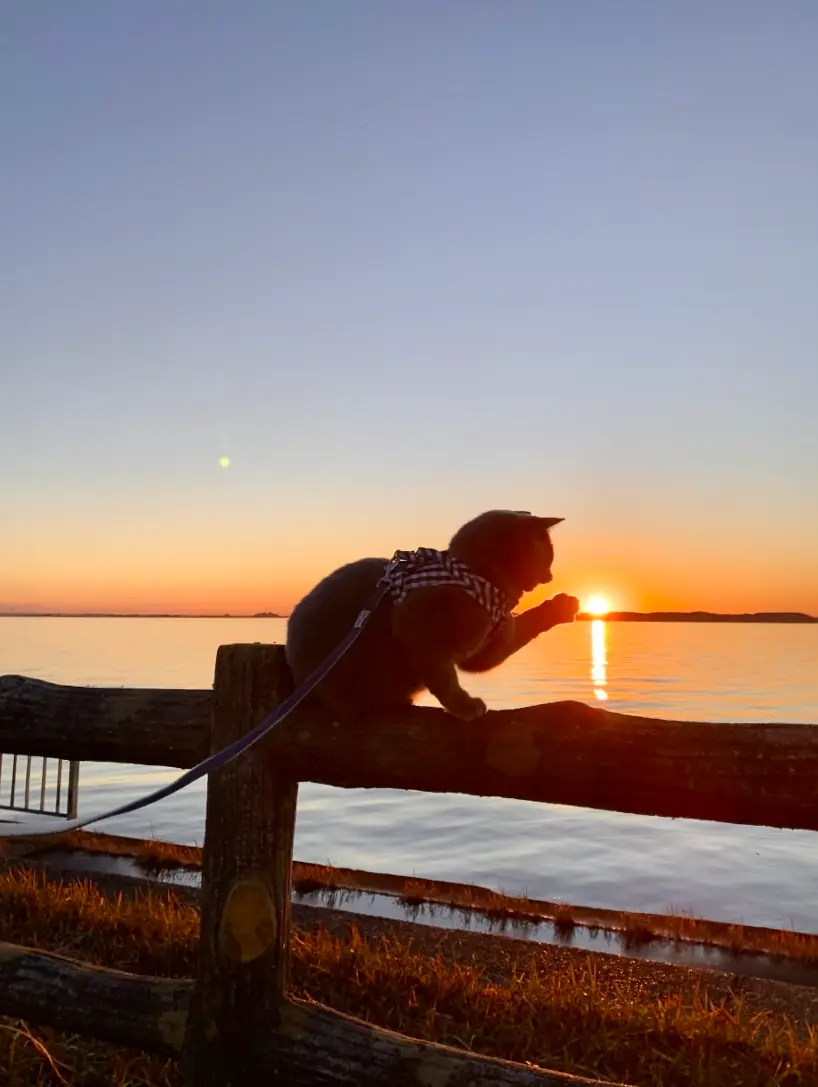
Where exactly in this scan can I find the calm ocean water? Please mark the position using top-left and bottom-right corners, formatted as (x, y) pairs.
(2, 617), (817, 932)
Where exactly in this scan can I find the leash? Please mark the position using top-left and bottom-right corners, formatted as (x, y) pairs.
(0, 560), (400, 840)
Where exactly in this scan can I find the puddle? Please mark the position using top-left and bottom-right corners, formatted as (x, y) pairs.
(289, 883), (818, 989)
(29, 848), (818, 990)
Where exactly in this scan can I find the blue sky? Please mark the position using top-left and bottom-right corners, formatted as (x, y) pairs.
(2, 2), (817, 613)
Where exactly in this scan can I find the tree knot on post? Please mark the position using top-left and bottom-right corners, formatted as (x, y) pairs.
(218, 875), (277, 965)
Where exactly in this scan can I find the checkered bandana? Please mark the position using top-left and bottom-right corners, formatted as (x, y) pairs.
(384, 548), (511, 629)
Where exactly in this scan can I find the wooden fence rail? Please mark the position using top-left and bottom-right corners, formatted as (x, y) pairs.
(2, 669), (817, 831)
(1, 644), (817, 1085)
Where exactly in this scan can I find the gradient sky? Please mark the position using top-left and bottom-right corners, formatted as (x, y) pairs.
(3, 2), (817, 615)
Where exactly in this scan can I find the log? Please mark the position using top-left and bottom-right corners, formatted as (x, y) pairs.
(184, 644), (298, 1086)
(282, 700), (818, 831)
(0, 674), (210, 767)
(265, 998), (623, 1085)
(0, 941), (622, 1085)
(0, 940), (190, 1056)
(1, 668), (817, 831)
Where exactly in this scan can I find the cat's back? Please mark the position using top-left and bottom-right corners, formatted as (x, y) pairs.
(285, 557), (389, 681)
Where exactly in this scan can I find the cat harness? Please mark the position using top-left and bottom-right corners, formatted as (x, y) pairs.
(383, 548), (511, 629)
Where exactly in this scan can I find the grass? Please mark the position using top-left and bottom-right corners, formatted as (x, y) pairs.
(385, 878), (818, 968)
(1, 868), (818, 1086)
(21, 831), (818, 968)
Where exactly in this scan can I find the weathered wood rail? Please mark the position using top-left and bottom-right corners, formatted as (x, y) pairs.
(1, 645), (817, 1085)
(2, 669), (817, 830)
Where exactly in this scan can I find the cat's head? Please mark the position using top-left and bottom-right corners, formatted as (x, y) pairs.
(448, 510), (563, 604)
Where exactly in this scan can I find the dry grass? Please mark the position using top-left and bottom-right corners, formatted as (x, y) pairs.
(1, 868), (818, 1087)
(296, 864), (818, 968)
(22, 831), (818, 967)
(0, 1019), (180, 1087)
(395, 883), (818, 968)
(653, 912), (818, 965)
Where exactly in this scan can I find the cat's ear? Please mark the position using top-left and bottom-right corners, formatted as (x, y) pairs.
(536, 516), (564, 529)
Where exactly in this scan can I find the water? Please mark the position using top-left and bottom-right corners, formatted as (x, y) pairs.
(2, 617), (817, 932)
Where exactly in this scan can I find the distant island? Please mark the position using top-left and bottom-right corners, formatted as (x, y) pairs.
(577, 611), (817, 624)
(0, 611), (288, 619)
(2, 610), (816, 624)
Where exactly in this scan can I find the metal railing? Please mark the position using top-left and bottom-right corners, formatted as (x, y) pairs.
(0, 753), (79, 819)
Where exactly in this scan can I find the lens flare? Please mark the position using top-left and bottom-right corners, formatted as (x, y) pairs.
(585, 594), (610, 616)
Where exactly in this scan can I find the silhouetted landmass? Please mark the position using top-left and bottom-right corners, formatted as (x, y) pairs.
(2, 609), (814, 623)
(577, 611), (817, 624)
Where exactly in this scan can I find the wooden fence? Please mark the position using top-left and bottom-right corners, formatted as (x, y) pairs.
(0, 643), (817, 1086)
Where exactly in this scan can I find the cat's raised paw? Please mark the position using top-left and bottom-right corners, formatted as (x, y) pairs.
(539, 593), (580, 628)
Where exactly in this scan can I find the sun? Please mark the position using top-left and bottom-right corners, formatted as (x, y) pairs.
(584, 594), (611, 617)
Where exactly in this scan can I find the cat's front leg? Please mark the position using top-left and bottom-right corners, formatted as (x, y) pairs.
(533, 593), (580, 631)
(421, 658), (487, 721)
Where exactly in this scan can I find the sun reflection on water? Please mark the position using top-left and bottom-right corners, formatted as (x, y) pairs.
(591, 618), (608, 701)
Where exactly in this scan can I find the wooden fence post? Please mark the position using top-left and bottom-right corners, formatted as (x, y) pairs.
(184, 643), (297, 1086)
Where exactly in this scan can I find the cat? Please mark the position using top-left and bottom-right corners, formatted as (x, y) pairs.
(285, 509), (579, 721)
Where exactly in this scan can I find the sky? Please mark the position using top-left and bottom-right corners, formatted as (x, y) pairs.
(2, 2), (817, 616)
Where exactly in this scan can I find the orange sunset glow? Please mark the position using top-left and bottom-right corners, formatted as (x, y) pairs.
(2, 524), (818, 617)
(2, 6), (817, 628)
(584, 594), (611, 617)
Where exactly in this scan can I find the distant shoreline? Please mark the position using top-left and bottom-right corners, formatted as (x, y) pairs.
(576, 611), (817, 624)
(1, 610), (816, 623)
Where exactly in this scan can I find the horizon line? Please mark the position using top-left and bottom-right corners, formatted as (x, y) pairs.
(1, 609), (816, 623)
